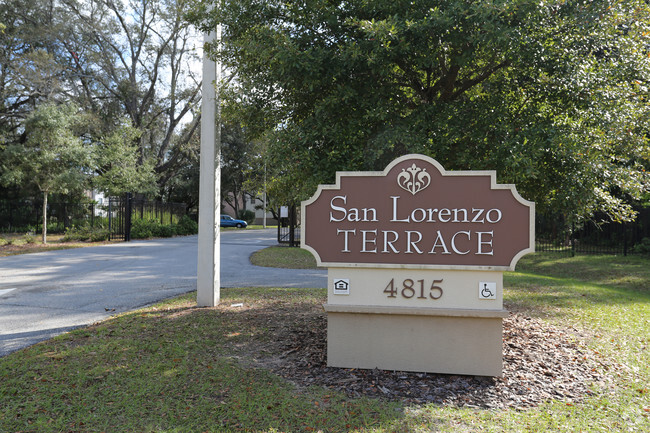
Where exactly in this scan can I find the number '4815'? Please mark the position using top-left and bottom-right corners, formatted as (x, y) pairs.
(383, 278), (443, 300)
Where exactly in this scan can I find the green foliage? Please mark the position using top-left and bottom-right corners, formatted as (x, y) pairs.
(156, 224), (176, 238)
(164, 130), (201, 212)
(190, 0), (650, 222)
(129, 214), (204, 239)
(221, 122), (255, 216)
(23, 232), (35, 244)
(1, 0), (201, 206)
(62, 226), (110, 243)
(632, 237), (650, 256)
(92, 124), (158, 196)
(89, 230), (109, 242)
(0, 102), (93, 242)
(130, 219), (178, 239)
(237, 209), (255, 224)
(175, 215), (198, 236)
(130, 219), (157, 239)
(0, 103), (91, 196)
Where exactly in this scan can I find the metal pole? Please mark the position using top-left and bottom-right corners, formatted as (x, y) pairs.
(197, 25), (221, 307)
(125, 193), (132, 242)
(108, 198), (112, 241)
(289, 204), (296, 247)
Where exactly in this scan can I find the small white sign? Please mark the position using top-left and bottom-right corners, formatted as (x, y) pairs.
(479, 282), (497, 300)
(333, 279), (350, 295)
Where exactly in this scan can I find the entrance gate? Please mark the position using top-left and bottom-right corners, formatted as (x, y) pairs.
(277, 204), (300, 247)
(108, 193), (132, 241)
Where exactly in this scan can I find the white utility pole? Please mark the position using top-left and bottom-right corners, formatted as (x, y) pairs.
(197, 27), (221, 307)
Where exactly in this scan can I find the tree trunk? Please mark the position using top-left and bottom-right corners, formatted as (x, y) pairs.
(42, 191), (48, 244)
(232, 182), (241, 218)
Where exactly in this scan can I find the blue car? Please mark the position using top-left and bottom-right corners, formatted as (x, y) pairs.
(220, 214), (248, 228)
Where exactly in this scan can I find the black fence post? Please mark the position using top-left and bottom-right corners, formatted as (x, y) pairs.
(571, 222), (576, 257)
(289, 204), (296, 247)
(125, 193), (133, 242)
(108, 199), (113, 240)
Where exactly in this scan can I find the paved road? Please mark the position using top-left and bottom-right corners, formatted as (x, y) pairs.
(0, 229), (326, 357)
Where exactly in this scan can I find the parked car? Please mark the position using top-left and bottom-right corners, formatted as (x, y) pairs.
(220, 214), (248, 228)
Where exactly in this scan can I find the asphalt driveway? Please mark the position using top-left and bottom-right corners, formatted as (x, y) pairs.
(0, 229), (326, 357)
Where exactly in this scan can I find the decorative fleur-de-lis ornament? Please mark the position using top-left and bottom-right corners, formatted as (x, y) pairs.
(397, 163), (431, 195)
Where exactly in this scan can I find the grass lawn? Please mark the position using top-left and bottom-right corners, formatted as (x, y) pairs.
(0, 252), (648, 432)
(251, 246), (319, 269)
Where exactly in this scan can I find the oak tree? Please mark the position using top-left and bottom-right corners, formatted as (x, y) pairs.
(0, 103), (92, 243)
(189, 0), (650, 222)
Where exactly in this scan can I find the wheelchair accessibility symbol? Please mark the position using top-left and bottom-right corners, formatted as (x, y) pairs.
(479, 282), (497, 300)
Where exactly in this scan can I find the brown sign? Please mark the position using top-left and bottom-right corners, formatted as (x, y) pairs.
(301, 154), (534, 270)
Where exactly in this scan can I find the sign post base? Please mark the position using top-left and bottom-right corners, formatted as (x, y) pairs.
(302, 154), (534, 377)
(324, 304), (507, 377)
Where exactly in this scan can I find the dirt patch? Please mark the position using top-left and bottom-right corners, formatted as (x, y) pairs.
(0, 238), (113, 257)
(234, 301), (620, 410)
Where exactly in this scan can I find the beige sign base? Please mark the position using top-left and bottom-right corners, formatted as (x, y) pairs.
(324, 304), (508, 377)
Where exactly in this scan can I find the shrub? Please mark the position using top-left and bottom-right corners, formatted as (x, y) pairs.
(130, 219), (177, 239)
(632, 237), (650, 255)
(154, 224), (175, 238)
(175, 215), (198, 236)
(89, 229), (110, 242)
(238, 209), (256, 224)
(23, 233), (36, 244)
(62, 226), (110, 242)
(62, 227), (87, 242)
(130, 219), (156, 239)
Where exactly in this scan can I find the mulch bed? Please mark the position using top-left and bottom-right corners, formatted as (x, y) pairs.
(266, 309), (621, 409)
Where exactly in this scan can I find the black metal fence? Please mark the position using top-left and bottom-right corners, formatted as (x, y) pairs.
(0, 200), (102, 233)
(536, 207), (650, 255)
(130, 197), (187, 226)
(107, 195), (129, 241)
(4, 196), (649, 253)
(277, 205), (300, 247)
(1, 196), (187, 242)
(107, 195), (187, 241)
